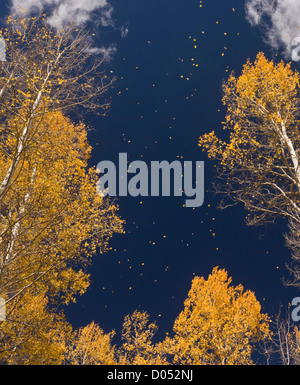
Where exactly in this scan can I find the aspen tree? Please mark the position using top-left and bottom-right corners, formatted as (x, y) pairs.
(199, 53), (300, 286)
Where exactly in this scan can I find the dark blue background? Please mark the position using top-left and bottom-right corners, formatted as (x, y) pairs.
(2, 0), (298, 350)
(68, 0), (296, 343)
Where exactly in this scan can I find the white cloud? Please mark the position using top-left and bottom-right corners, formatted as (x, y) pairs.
(87, 45), (117, 62)
(245, 0), (300, 57)
(9, 0), (121, 60)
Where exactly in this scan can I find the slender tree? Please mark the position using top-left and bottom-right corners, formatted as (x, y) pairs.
(0, 13), (124, 301)
(0, 110), (124, 307)
(0, 12), (114, 207)
(64, 321), (116, 365)
(160, 267), (270, 365)
(0, 13), (124, 358)
(199, 52), (300, 285)
(118, 310), (167, 365)
(262, 307), (300, 365)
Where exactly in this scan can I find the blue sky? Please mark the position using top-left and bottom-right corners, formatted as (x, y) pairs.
(2, 0), (300, 343)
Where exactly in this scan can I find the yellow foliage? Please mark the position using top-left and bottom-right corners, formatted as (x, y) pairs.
(0, 110), (124, 304)
(0, 290), (72, 364)
(65, 322), (116, 365)
(199, 52), (300, 168)
(162, 267), (271, 365)
(0, 96), (124, 365)
(198, 52), (300, 227)
(118, 310), (167, 365)
(0, 13), (121, 363)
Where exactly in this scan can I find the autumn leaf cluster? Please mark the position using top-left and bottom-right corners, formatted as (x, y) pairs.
(199, 52), (300, 226)
(0, 13), (295, 366)
(0, 12), (124, 360)
(3, 267), (270, 365)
